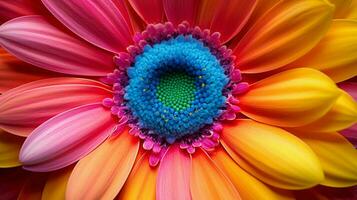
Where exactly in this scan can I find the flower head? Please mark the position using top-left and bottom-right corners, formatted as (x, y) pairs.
(0, 0), (357, 199)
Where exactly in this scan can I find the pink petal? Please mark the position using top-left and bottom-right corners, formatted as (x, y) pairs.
(129, 0), (164, 24)
(339, 82), (357, 101)
(157, 145), (191, 200)
(0, 0), (35, 23)
(20, 103), (116, 172)
(0, 15), (114, 76)
(210, 0), (257, 43)
(0, 78), (112, 137)
(42, 0), (133, 53)
(163, 0), (200, 26)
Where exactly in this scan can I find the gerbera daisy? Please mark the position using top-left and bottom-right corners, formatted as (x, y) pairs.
(0, 0), (357, 199)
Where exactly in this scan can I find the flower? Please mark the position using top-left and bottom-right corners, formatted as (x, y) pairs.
(0, 0), (357, 199)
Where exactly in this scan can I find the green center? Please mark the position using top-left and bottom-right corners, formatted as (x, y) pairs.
(156, 71), (196, 110)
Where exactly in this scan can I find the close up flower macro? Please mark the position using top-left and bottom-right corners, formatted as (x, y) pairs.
(1, 0), (357, 199)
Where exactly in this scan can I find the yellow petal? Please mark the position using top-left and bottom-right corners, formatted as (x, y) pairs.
(345, 0), (357, 19)
(221, 119), (324, 190)
(289, 20), (357, 82)
(42, 166), (73, 200)
(328, 0), (357, 19)
(66, 130), (139, 200)
(191, 149), (241, 200)
(118, 153), (157, 200)
(328, 0), (353, 18)
(294, 90), (357, 132)
(211, 147), (294, 200)
(297, 131), (357, 187)
(233, 0), (334, 73)
(239, 68), (340, 127)
(0, 130), (24, 168)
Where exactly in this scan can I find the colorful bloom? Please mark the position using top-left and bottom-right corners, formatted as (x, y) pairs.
(0, 0), (357, 199)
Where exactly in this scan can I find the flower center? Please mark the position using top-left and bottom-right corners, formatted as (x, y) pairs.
(103, 21), (247, 165)
(156, 71), (195, 110)
(125, 36), (228, 143)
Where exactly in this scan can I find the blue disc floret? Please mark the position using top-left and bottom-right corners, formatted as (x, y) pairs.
(124, 36), (228, 143)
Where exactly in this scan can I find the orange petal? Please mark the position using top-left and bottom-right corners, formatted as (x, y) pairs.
(190, 148), (241, 200)
(228, 0), (281, 49)
(42, 166), (73, 200)
(297, 131), (357, 187)
(239, 68), (340, 127)
(211, 147), (294, 200)
(0, 48), (57, 93)
(233, 0), (334, 73)
(249, 0), (281, 21)
(0, 130), (24, 168)
(157, 145), (191, 200)
(118, 153), (157, 200)
(289, 20), (357, 83)
(221, 119), (324, 189)
(195, 0), (219, 29)
(66, 129), (139, 200)
(293, 90), (357, 132)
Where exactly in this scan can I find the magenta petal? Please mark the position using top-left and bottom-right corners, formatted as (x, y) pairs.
(0, 167), (28, 200)
(157, 145), (191, 200)
(0, 15), (114, 76)
(42, 0), (133, 53)
(163, 0), (200, 26)
(339, 82), (357, 101)
(0, 78), (112, 137)
(112, 0), (135, 34)
(339, 82), (357, 147)
(341, 124), (357, 148)
(20, 103), (116, 172)
(129, 0), (164, 24)
(295, 185), (357, 200)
